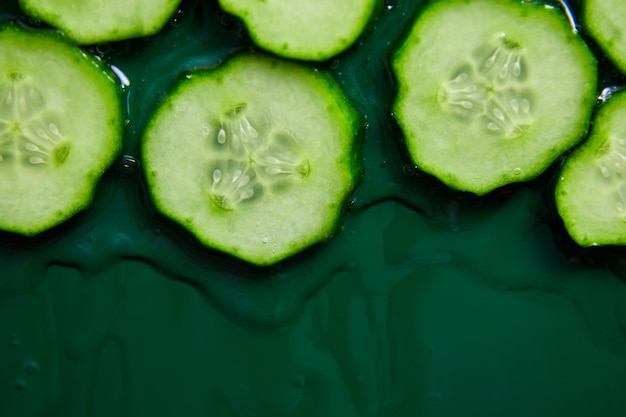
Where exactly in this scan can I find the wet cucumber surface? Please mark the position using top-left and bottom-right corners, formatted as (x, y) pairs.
(1, 1), (626, 416)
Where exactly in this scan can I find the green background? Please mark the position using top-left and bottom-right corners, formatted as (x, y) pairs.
(2, 0), (626, 416)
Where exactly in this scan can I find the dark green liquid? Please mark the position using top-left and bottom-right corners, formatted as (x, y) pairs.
(1, 0), (626, 416)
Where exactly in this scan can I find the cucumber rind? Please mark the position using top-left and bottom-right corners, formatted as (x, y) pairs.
(556, 91), (626, 247)
(141, 51), (362, 266)
(18, 0), (183, 44)
(391, 0), (597, 196)
(217, 0), (379, 61)
(583, 0), (626, 76)
(0, 23), (123, 236)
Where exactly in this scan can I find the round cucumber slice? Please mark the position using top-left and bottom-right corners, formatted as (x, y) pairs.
(583, 0), (626, 75)
(556, 91), (626, 247)
(217, 0), (379, 61)
(18, 0), (183, 44)
(391, 0), (597, 196)
(0, 23), (123, 236)
(141, 52), (362, 267)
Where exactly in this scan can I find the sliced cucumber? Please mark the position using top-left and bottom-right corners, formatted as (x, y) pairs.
(0, 23), (123, 236)
(217, 0), (379, 61)
(141, 52), (362, 266)
(391, 0), (597, 196)
(583, 0), (626, 75)
(18, 0), (183, 44)
(555, 91), (626, 247)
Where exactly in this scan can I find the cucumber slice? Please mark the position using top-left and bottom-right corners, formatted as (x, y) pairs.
(391, 0), (597, 196)
(217, 0), (378, 61)
(583, 0), (626, 75)
(18, 0), (183, 44)
(0, 23), (123, 236)
(141, 52), (362, 266)
(555, 91), (626, 247)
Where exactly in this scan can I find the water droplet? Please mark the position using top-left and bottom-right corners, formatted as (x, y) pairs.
(24, 361), (39, 374)
(110, 65), (130, 88)
(386, 2), (395, 11)
(349, 198), (363, 209)
(329, 59), (340, 70)
(14, 379), (26, 391)
(119, 155), (139, 174)
(513, 167), (522, 176)
(170, 9), (184, 27)
(9, 336), (20, 349)
(124, 118), (131, 126)
(261, 237), (268, 244)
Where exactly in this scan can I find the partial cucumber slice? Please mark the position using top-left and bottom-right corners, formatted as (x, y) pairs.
(0, 23), (123, 236)
(217, 0), (379, 61)
(391, 0), (597, 195)
(18, 0), (183, 44)
(583, 0), (626, 75)
(141, 52), (362, 266)
(556, 91), (626, 247)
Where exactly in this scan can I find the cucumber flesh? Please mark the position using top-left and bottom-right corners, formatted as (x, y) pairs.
(217, 0), (379, 61)
(556, 91), (626, 247)
(141, 52), (362, 266)
(0, 23), (123, 236)
(18, 0), (183, 44)
(583, 0), (626, 75)
(391, 0), (597, 195)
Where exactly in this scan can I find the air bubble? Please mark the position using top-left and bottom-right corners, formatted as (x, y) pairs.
(95, 43), (111, 56)
(402, 164), (416, 176)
